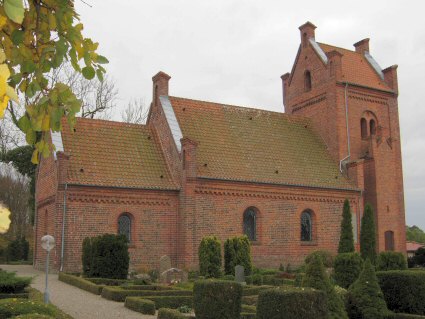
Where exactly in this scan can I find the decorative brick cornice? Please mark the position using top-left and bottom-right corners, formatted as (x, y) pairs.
(194, 186), (357, 204)
(348, 90), (388, 105)
(37, 195), (56, 209)
(292, 93), (327, 112)
(67, 193), (171, 206)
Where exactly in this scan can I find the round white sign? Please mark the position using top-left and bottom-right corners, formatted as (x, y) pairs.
(41, 235), (55, 251)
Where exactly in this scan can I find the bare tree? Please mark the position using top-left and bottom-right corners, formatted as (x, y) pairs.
(0, 163), (30, 238)
(121, 99), (149, 124)
(50, 63), (118, 120)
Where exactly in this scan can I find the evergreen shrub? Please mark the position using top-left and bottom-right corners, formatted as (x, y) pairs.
(377, 270), (425, 315)
(6, 237), (29, 262)
(305, 250), (334, 268)
(360, 204), (377, 264)
(333, 252), (364, 289)
(347, 259), (390, 319)
(0, 270), (31, 293)
(198, 236), (222, 278)
(338, 199), (355, 253)
(377, 252), (407, 271)
(193, 280), (242, 319)
(81, 234), (129, 279)
(256, 287), (327, 319)
(157, 308), (186, 319)
(224, 236), (252, 276)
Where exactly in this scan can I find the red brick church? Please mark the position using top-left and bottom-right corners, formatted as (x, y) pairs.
(34, 22), (406, 272)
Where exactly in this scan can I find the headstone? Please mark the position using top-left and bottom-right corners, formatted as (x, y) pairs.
(159, 255), (172, 275)
(160, 268), (188, 284)
(235, 265), (246, 285)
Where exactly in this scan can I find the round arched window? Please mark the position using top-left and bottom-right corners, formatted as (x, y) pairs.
(243, 208), (257, 241)
(301, 211), (313, 241)
(118, 214), (131, 242)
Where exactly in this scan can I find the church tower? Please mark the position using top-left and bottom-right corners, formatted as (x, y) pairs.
(282, 22), (406, 253)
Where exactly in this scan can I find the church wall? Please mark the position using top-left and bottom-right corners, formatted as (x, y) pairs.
(177, 178), (361, 270)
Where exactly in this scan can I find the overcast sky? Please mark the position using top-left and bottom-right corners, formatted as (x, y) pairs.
(75, 0), (425, 229)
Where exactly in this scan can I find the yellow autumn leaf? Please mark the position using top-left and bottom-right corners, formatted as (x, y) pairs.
(0, 64), (11, 80)
(6, 85), (19, 103)
(0, 76), (6, 97)
(0, 15), (7, 29)
(0, 96), (9, 118)
(41, 114), (50, 131)
(31, 148), (39, 164)
(0, 50), (5, 64)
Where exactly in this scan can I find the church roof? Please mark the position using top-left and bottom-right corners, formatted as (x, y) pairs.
(318, 43), (392, 92)
(60, 118), (179, 190)
(169, 96), (357, 191)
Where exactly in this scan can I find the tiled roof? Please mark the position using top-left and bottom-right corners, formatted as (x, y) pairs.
(169, 96), (357, 190)
(406, 241), (425, 252)
(318, 43), (392, 92)
(60, 118), (178, 190)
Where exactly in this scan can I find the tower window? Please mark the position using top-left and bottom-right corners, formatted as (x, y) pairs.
(361, 118), (368, 139)
(370, 119), (376, 135)
(301, 210), (313, 241)
(303, 32), (308, 48)
(118, 214), (132, 242)
(304, 71), (312, 92)
(243, 207), (257, 241)
(385, 230), (395, 251)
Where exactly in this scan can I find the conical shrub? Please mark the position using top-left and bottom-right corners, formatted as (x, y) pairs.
(338, 199), (355, 253)
(360, 204), (377, 264)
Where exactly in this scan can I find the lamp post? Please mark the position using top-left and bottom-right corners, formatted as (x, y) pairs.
(41, 235), (55, 304)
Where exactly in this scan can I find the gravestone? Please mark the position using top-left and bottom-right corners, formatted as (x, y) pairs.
(160, 268), (188, 284)
(235, 265), (246, 285)
(159, 255), (172, 275)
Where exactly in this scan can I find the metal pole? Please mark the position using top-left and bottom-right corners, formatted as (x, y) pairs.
(44, 249), (50, 304)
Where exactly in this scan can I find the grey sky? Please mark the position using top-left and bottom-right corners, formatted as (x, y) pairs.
(75, 0), (425, 229)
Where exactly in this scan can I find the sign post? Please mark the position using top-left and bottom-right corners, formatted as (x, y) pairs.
(41, 235), (55, 304)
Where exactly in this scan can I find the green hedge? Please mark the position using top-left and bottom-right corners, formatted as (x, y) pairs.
(242, 295), (258, 306)
(333, 252), (363, 289)
(0, 292), (29, 299)
(124, 297), (155, 315)
(377, 270), (425, 315)
(10, 315), (55, 319)
(82, 234), (129, 279)
(242, 286), (274, 296)
(224, 236), (253, 276)
(101, 286), (192, 302)
(141, 296), (193, 309)
(157, 308), (186, 319)
(0, 270), (32, 293)
(241, 304), (256, 313)
(0, 298), (56, 318)
(241, 314), (256, 319)
(198, 236), (222, 278)
(85, 278), (129, 286)
(58, 272), (102, 295)
(194, 280), (242, 319)
(377, 252), (407, 271)
(120, 285), (167, 290)
(384, 314), (425, 319)
(305, 250), (334, 268)
(256, 287), (327, 319)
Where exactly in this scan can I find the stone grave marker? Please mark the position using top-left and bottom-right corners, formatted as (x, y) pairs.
(160, 268), (188, 284)
(235, 265), (246, 285)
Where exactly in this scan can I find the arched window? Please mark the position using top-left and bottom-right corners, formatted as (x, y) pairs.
(370, 119), (376, 135)
(301, 210), (313, 241)
(304, 71), (312, 92)
(243, 207), (257, 241)
(385, 230), (395, 251)
(361, 118), (368, 139)
(118, 214), (131, 242)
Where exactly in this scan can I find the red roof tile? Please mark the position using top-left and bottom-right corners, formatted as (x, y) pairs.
(406, 241), (425, 252)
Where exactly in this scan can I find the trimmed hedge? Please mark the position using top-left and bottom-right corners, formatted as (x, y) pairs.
(333, 252), (364, 289)
(377, 270), (425, 315)
(242, 295), (258, 306)
(142, 296), (193, 309)
(0, 292), (29, 299)
(242, 286), (274, 296)
(305, 250), (334, 268)
(0, 298), (56, 318)
(377, 252), (407, 271)
(241, 314), (256, 319)
(198, 236), (222, 278)
(385, 314), (425, 319)
(241, 304), (256, 313)
(256, 287), (328, 319)
(124, 297), (155, 315)
(58, 272), (102, 295)
(85, 278), (129, 286)
(194, 280), (242, 319)
(101, 286), (191, 302)
(0, 270), (32, 293)
(157, 308), (186, 319)
(82, 234), (129, 279)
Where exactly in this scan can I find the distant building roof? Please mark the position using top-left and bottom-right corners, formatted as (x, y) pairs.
(61, 118), (179, 190)
(318, 43), (392, 92)
(169, 96), (357, 191)
(406, 241), (425, 252)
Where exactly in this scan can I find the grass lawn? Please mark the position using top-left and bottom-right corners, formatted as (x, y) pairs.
(28, 287), (74, 319)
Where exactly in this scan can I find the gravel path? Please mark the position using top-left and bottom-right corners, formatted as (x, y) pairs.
(0, 264), (156, 319)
